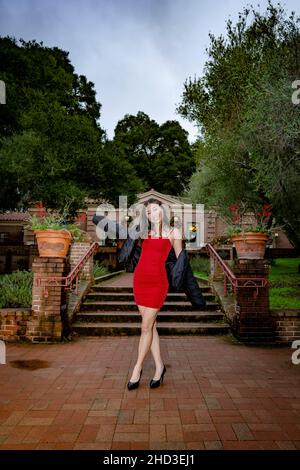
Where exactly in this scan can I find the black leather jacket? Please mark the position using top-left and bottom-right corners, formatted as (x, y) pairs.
(92, 214), (206, 307)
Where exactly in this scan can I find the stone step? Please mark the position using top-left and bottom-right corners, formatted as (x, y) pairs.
(72, 321), (230, 336)
(80, 300), (220, 311)
(90, 284), (211, 293)
(85, 291), (215, 302)
(73, 273), (226, 337)
(76, 310), (225, 323)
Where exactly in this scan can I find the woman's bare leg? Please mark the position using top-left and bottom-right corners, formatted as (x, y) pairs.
(150, 320), (164, 380)
(135, 310), (164, 381)
(129, 305), (159, 382)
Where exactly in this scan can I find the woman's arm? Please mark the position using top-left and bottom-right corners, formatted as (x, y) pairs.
(170, 227), (183, 258)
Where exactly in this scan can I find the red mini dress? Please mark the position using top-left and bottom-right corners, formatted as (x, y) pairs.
(133, 234), (173, 309)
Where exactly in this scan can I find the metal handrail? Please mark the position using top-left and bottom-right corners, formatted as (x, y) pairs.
(35, 241), (100, 297)
(205, 243), (268, 298)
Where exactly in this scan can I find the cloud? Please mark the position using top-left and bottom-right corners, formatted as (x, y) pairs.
(0, 0), (299, 142)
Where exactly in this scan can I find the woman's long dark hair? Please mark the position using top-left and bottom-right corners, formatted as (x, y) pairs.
(136, 198), (181, 246)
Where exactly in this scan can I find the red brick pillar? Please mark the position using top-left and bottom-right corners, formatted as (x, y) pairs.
(232, 259), (275, 344)
(27, 257), (65, 342)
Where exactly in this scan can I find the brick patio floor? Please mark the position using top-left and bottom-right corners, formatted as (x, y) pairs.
(0, 335), (300, 450)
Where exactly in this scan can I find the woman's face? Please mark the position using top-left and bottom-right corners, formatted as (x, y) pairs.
(146, 203), (162, 224)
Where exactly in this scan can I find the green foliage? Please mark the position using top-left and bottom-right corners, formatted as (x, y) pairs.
(177, 1), (300, 247)
(190, 255), (210, 276)
(0, 36), (144, 214)
(224, 225), (272, 236)
(0, 36), (196, 212)
(268, 257), (300, 285)
(269, 257), (300, 308)
(0, 37), (101, 139)
(93, 261), (109, 278)
(113, 112), (195, 195)
(100, 140), (145, 207)
(269, 287), (300, 309)
(0, 270), (33, 308)
(239, 72), (300, 247)
(25, 212), (88, 241)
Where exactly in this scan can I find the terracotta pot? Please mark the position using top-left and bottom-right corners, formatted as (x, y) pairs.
(231, 231), (269, 259)
(34, 229), (72, 257)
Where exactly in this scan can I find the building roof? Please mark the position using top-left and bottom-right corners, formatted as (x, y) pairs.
(0, 211), (30, 222)
(137, 188), (186, 205)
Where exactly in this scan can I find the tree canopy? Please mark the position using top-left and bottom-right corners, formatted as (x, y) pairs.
(0, 37), (195, 215)
(177, 1), (300, 247)
(113, 111), (196, 195)
(0, 37), (144, 213)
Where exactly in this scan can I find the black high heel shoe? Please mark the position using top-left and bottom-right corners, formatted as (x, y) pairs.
(149, 364), (166, 388)
(127, 368), (143, 390)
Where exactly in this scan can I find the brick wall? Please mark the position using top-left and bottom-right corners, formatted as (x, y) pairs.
(26, 257), (65, 342)
(0, 242), (96, 343)
(0, 308), (32, 342)
(271, 310), (300, 344)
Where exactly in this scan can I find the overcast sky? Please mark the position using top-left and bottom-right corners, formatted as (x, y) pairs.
(0, 0), (299, 141)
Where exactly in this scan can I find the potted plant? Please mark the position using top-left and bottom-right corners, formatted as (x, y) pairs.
(222, 202), (277, 260)
(25, 202), (89, 257)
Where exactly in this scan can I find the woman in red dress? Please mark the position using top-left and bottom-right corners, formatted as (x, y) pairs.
(127, 198), (183, 390)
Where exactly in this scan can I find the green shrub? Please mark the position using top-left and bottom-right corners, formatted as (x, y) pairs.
(0, 270), (33, 308)
(190, 255), (210, 276)
(93, 261), (109, 278)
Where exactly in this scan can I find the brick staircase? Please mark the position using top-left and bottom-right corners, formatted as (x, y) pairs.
(72, 273), (230, 336)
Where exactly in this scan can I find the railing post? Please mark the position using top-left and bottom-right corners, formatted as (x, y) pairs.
(232, 259), (275, 343)
(65, 241), (96, 326)
(206, 244), (276, 344)
(209, 254), (224, 282)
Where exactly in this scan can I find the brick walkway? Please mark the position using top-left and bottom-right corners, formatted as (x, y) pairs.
(0, 335), (300, 450)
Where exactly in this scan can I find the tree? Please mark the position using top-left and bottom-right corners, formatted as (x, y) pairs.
(0, 36), (102, 138)
(240, 72), (300, 248)
(0, 36), (147, 215)
(113, 112), (195, 195)
(177, 1), (300, 247)
(114, 112), (158, 184)
(100, 140), (145, 207)
(0, 104), (103, 215)
(149, 120), (196, 194)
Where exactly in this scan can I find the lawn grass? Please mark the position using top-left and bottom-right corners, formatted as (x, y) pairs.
(190, 255), (210, 280)
(268, 258), (300, 309)
(193, 270), (209, 279)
